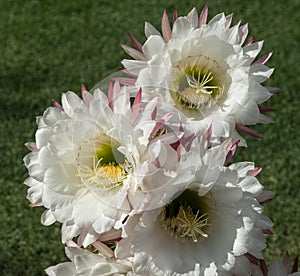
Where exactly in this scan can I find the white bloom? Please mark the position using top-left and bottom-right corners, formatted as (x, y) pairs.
(122, 4), (276, 145)
(24, 83), (191, 245)
(45, 247), (134, 276)
(116, 138), (273, 275)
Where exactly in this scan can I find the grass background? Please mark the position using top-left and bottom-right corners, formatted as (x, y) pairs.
(0, 0), (299, 274)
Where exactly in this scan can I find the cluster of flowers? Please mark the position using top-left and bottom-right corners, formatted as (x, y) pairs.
(24, 4), (298, 276)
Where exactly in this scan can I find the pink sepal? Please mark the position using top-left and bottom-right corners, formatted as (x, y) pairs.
(81, 84), (87, 92)
(240, 23), (249, 44)
(128, 32), (143, 52)
(150, 112), (174, 138)
(162, 10), (172, 42)
(111, 77), (136, 86)
(81, 84), (93, 106)
(113, 81), (120, 98)
(151, 104), (157, 120)
(121, 44), (147, 61)
(253, 51), (273, 65)
(66, 240), (80, 248)
(235, 19), (241, 28)
(259, 106), (276, 113)
(257, 190), (275, 205)
(108, 82), (114, 110)
(25, 142), (38, 152)
(131, 87), (142, 122)
(151, 154), (161, 168)
(283, 251), (291, 272)
(180, 133), (195, 153)
(29, 202), (43, 207)
(225, 140), (240, 165)
(236, 124), (262, 139)
(121, 68), (137, 78)
(179, 122), (184, 132)
(92, 241), (114, 258)
(52, 99), (63, 111)
(245, 253), (258, 265)
(262, 229), (273, 235)
(198, 3), (208, 27)
(173, 8), (178, 23)
(266, 86), (280, 94)
(246, 36), (254, 46)
(248, 167), (262, 176)
(292, 256), (299, 273)
(98, 229), (122, 243)
(107, 81), (121, 111)
(172, 132), (195, 154)
(259, 259), (268, 275)
(225, 13), (233, 28)
(204, 124), (212, 143)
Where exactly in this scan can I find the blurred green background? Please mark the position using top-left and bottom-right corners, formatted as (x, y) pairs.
(0, 0), (299, 274)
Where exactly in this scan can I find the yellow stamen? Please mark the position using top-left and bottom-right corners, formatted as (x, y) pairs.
(177, 207), (209, 242)
(160, 205), (209, 243)
(172, 55), (225, 110)
(78, 157), (126, 192)
(186, 70), (219, 95)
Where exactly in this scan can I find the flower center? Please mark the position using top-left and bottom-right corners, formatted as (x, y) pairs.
(79, 159), (128, 191)
(171, 55), (226, 110)
(77, 133), (132, 193)
(160, 189), (210, 243)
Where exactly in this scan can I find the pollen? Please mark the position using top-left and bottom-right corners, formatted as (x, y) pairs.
(160, 204), (209, 243)
(78, 158), (127, 192)
(76, 133), (131, 194)
(171, 55), (226, 110)
(177, 206), (209, 242)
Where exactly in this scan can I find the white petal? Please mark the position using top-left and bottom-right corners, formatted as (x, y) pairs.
(229, 162), (255, 177)
(25, 177), (43, 204)
(142, 35), (165, 59)
(41, 209), (56, 226)
(250, 81), (272, 104)
(251, 64), (274, 83)
(243, 41), (264, 60)
(258, 113), (274, 124)
(45, 262), (76, 276)
(112, 89), (131, 117)
(121, 59), (147, 75)
(239, 176), (263, 195)
(145, 22), (161, 38)
(61, 92), (84, 118)
(208, 13), (226, 30)
(235, 99), (260, 125)
(35, 127), (52, 149)
(172, 17), (193, 40)
(186, 7), (199, 29)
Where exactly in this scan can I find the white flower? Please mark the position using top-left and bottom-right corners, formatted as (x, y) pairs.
(116, 138), (273, 275)
(24, 83), (190, 245)
(45, 247), (134, 276)
(122, 4), (277, 145)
